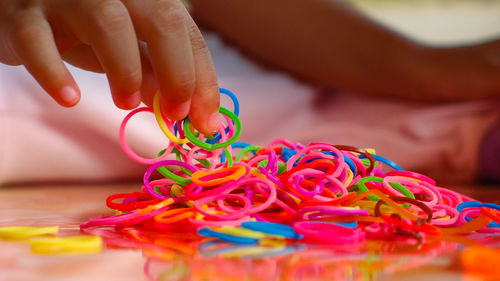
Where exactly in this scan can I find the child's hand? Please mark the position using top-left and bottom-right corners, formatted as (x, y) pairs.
(0, 0), (220, 134)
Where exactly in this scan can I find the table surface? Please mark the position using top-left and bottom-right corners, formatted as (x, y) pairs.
(1, 183), (499, 281)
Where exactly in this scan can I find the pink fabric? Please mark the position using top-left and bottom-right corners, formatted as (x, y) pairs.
(0, 31), (499, 185)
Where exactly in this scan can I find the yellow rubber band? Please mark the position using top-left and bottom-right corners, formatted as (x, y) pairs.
(0, 226), (59, 240)
(153, 92), (189, 144)
(30, 235), (102, 255)
(191, 165), (246, 187)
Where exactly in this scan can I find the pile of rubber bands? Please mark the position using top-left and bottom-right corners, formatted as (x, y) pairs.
(81, 88), (500, 247)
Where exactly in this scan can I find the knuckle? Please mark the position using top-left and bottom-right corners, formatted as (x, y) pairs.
(152, 0), (188, 33)
(189, 26), (208, 53)
(170, 74), (196, 99)
(89, 0), (129, 31)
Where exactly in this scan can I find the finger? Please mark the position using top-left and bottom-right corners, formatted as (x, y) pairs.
(136, 41), (159, 107)
(10, 9), (80, 106)
(62, 44), (104, 73)
(185, 17), (220, 135)
(122, 0), (196, 120)
(58, 0), (142, 109)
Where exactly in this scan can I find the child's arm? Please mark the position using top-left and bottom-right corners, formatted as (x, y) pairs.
(190, 0), (500, 102)
(0, 0), (219, 134)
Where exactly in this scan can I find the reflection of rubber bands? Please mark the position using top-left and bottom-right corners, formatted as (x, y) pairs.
(153, 92), (189, 144)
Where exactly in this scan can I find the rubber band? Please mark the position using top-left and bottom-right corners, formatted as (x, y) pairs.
(184, 107), (241, 151)
(153, 92), (189, 144)
(30, 235), (102, 255)
(0, 226), (59, 240)
(76, 88), (500, 255)
(191, 165), (246, 187)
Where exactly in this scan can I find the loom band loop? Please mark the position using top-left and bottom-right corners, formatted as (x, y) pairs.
(154, 208), (197, 224)
(358, 154), (403, 171)
(168, 147), (210, 176)
(153, 92), (189, 144)
(280, 158), (338, 181)
(286, 145), (346, 175)
(198, 227), (258, 244)
(106, 192), (160, 212)
(193, 194), (251, 220)
(292, 221), (365, 244)
(430, 205), (460, 226)
(234, 177), (278, 214)
(307, 151), (357, 176)
(385, 176), (441, 206)
(437, 187), (463, 208)
(119, 107), (174, 165)
(282, 169), (325, 198)
(332, 145), (376, 175)
(386, 170), (436, 186)
(375, 196), (433, 223)
(184, 107), (241, 151)
(191, 165), (247, 187)
(356, 176), (412, 201)
(144, 160), (198, 199)
(457, 201), (500, 227)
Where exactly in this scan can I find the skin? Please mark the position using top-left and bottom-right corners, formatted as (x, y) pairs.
(0, 0), (220, 135)
(190, 0), (500, 102)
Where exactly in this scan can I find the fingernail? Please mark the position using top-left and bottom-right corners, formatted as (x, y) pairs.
(167, 100), (190, 120)
(207, 111), (220, 133)
(60, 86), (79, 106)
(122, 91), (141, 109)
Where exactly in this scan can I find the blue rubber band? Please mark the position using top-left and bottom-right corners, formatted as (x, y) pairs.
(309, 220), (358, 228)
(205, 88), (240, 145)
(359, 154), (403, 171)
(221, 142), (251, 163)
(198, 227), (258, 244)
(241, 221), (303, 239)
(281, 147), (298, 162)
(457, 201), (500, 227)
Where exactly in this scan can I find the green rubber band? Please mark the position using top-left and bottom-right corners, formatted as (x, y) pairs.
(277, 162), (287, 175)
(223, 149), (233, 167)
(235, 145), (261, 162)
(184, 107), (241, 151)
(356, 176), (414, 201)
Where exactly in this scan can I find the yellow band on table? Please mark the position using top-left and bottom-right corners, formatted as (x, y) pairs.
(0, 226), (59, 240)
(30, 235), (102, 255)
(153, 92), (189, 144)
